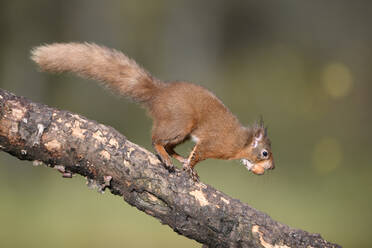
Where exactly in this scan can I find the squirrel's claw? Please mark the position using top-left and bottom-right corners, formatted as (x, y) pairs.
(162, 159), (175, 172)
(190, 170), (199, 182)
(183, 164), (199, 182)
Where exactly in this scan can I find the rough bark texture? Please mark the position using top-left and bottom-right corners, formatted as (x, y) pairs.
(0, 88), (341, 248)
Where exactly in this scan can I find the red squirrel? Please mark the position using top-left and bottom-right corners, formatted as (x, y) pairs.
(31, 42), (274, 181)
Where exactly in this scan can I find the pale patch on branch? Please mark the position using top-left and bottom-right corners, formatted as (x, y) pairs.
(252, 225), (290, 248)
(44, 139), (62, 151)
(71, 121), (86, 139)
(190, 190), (209, 207)
(99, 150), (111, 160)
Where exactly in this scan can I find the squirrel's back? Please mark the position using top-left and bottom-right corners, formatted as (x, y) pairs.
(31, 42), (165, 103)
(31, 42), (236, 125)
(32, 42), (240, 132)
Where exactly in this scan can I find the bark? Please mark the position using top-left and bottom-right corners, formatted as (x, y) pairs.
(0, 88), (341, 248)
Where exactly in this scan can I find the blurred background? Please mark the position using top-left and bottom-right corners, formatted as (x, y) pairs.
(0, 1), (371, 247)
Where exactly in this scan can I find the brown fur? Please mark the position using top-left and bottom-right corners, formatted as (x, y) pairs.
(31, 42), (274, 181)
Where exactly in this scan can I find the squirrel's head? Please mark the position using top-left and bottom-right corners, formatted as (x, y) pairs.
(237, 120), (274, 175)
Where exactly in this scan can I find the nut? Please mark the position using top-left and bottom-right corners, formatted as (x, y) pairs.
(251, 165), (265, 175)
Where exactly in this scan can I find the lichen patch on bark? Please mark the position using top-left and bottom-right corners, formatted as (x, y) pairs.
(252, 225), (290, 248)
(33, 124), (45, 145)
(197, 183), (207, 189)
(221, 197), (230, 204)
(190, 190), (209, 206)
(0, 101), (27, 138)
(9, 100), (26, 121)
(10, 121), (19, 135)
(99, 150), (111, 160)
(70, 114), (87, 123)
(93, 130), (107, 143)
(126, 147), (135, 157)
(11, 108), (26, 121)
(44, 139), (62, 151)
(123, 159), (131, 167)
(108, 138), (119, 148)
(71, 121), (86, 139)
(148, 154), (160, 165)
(146, 192), (160, 202)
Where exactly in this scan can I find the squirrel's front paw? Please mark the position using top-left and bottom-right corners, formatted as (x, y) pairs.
(183, 165), (199, 182)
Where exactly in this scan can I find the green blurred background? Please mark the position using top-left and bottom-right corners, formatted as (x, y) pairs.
(0, 1), (371, 247)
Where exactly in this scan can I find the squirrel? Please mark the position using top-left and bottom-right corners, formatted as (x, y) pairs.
(31, 42), (274, 181)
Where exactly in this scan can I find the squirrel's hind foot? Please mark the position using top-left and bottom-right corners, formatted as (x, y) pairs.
(162, 159), (175, 173)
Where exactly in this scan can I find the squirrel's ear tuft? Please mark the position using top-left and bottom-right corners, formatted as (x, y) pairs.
(254, 128), (264, 141)
(254, 116), (265, 137)
(259, 115), (264, 128)
(253, 116), (265, 130)
(250, 128), (264, 148)
(247, 117), (268, 147)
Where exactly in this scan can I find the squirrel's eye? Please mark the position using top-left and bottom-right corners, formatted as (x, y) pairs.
(262, 150), (268, 158)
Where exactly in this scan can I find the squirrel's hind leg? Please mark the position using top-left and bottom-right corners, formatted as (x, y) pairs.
(153, 143), (175, 171)
(166, 145), (187, 164)
(152, 120), (192, 171)
(152, 133), (188, 172)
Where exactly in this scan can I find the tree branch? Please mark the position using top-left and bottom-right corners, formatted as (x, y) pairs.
(0, 88), (340, 248)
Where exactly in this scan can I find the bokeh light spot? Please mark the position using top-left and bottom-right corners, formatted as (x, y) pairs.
(313, 137), (342, 174)
(322, 62), (353, 98)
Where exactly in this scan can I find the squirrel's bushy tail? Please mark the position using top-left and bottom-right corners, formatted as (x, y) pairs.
(31, 42), (164, 103)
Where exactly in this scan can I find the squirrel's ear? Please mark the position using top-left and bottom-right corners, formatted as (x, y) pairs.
(252, 139), (258, 148)
(254, 129), (264, 141)
(251, 129), (263, 148)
